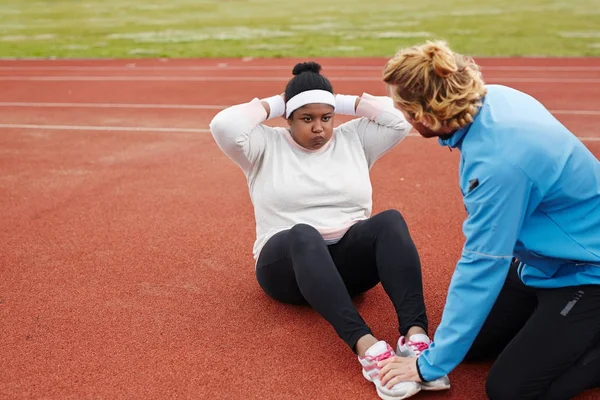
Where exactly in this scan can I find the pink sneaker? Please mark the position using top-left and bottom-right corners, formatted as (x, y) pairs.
(397, 334), (451, 391)
(358, 340), (421, 400)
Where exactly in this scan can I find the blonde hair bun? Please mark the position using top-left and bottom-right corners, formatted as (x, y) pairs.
(425, 41), (458, 78)
(382, 40), (487, 132)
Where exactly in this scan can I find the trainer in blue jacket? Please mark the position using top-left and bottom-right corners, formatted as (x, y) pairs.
(378, 40), (600, 400)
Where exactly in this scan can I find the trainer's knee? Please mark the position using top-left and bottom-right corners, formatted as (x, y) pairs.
(486, 373), (511, 400)
(486, 366), (531, 400)
(288, 223), (323, 249)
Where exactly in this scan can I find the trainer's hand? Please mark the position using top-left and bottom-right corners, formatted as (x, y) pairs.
(377, 356), (421, 389)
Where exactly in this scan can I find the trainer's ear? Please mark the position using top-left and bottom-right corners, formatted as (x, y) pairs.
(421, 114), (436, 129)
(287, 113), (293, 126)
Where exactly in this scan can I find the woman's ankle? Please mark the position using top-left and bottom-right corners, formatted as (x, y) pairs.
(405, 326), (428, 340)
(355, 334), (379, 357)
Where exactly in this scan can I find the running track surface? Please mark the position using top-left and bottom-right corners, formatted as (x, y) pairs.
(1, 57), (599, 400)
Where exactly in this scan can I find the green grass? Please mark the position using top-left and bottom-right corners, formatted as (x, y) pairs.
(1, 0), (600, 58)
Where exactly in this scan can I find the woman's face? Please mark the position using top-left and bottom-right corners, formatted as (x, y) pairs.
(287, 103), (335, 150)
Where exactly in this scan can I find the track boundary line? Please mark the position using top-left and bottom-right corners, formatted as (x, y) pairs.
(0, 102), (598, 116)
(0, 66), (599, 72)
(1, 76), (600, 83)
(1, 123), (599, 142)
(0, 102), (225, 110)
(0, 123), (210, 133)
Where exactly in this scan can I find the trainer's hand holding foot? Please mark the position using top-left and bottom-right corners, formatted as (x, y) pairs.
(378, 356), (421, 389)
(380, 40), (600, 400)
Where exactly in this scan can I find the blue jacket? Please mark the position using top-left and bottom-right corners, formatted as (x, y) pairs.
(417, 84), (600, 381)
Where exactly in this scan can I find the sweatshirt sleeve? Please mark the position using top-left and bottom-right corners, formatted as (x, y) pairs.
(339, 93), (412, 168)
(417, 162), (537, 381)
(208, 98), (269, 174)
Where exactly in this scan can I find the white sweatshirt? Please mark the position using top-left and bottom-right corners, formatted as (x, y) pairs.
(209, 93), (411, 261)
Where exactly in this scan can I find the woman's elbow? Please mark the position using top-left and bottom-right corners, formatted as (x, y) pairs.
(209, 109), (233, 138)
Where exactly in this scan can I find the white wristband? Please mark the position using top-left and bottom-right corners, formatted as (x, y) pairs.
(335, 94), (359, 115)
(262, 95), (285, 119)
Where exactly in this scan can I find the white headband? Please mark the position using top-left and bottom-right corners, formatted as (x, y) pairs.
(285, 89), (336, 119)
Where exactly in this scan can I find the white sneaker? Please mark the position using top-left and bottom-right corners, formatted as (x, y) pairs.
(397, 334), (451, 391)
(358, 340), (421, 400)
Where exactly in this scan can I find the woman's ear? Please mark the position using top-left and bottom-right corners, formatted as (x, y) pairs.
(287, 115), (293, 127)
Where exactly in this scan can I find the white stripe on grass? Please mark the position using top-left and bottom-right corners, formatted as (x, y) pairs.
(107, 31), (210, 43)
(106, 28), (295, 43)
(0, 23), (31, 29)
(449, 8), (503, 16)
(133, 4), (177, 10)
(289, 22), (352, 31)
(1, 33), (56, 41)
(356, 31), (432, 39)
(61, 45), (91, 50)
(330, 46), (364, 52)
(448, 29), (479, 36)
(246, 44), (297, 50)
(574, 10), (600, 15)
(560, 31), (600, 38)
(128, 48), (161, 55)
(362, 21), (422, 29)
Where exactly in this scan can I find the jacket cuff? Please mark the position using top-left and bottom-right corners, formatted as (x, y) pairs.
(416, 358), (429, 383)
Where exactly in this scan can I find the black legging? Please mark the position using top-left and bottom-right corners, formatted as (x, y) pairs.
(255, 209), (428, 352)
(465, 260), (600, 400)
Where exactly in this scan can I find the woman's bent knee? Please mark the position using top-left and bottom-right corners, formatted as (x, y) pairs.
(370, 209), (410, 235)
(375, 209), (405, 223)
(289, 223), (320, 238)
(288, 223), (324, 247)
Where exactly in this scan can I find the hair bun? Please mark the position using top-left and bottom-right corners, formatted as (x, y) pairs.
(425, 41), (458, 79)
(292, 61), (322, 76)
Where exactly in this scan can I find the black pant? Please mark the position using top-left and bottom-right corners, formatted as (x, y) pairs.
(465, 260), (600, 400)
(255, 209), (428, 352)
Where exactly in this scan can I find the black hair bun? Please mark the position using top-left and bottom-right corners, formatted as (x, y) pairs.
(292, 61), (322, 76)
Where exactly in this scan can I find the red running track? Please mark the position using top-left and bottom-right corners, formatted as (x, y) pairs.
(1, 57), (599, 400)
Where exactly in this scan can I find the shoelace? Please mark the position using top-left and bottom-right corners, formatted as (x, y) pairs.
(372, 349), (395, 363)
(407, 341), (429, 356)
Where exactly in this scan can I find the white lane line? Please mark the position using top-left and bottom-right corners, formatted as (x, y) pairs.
(0, 102), (598, 116)
(1, 124), (599, 142)
(0, 66), (599, 72)
(0, 102), (226, 110)
(552, 110), (600, 116)
(0, 76), (600, 83)
(0, 124), (210, 133)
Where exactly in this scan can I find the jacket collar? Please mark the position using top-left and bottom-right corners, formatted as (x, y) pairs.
(438, 99), (486, 149)
(437, 123), (471, 149)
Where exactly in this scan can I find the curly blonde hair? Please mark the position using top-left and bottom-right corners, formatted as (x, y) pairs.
(382, 40), (487, 132)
